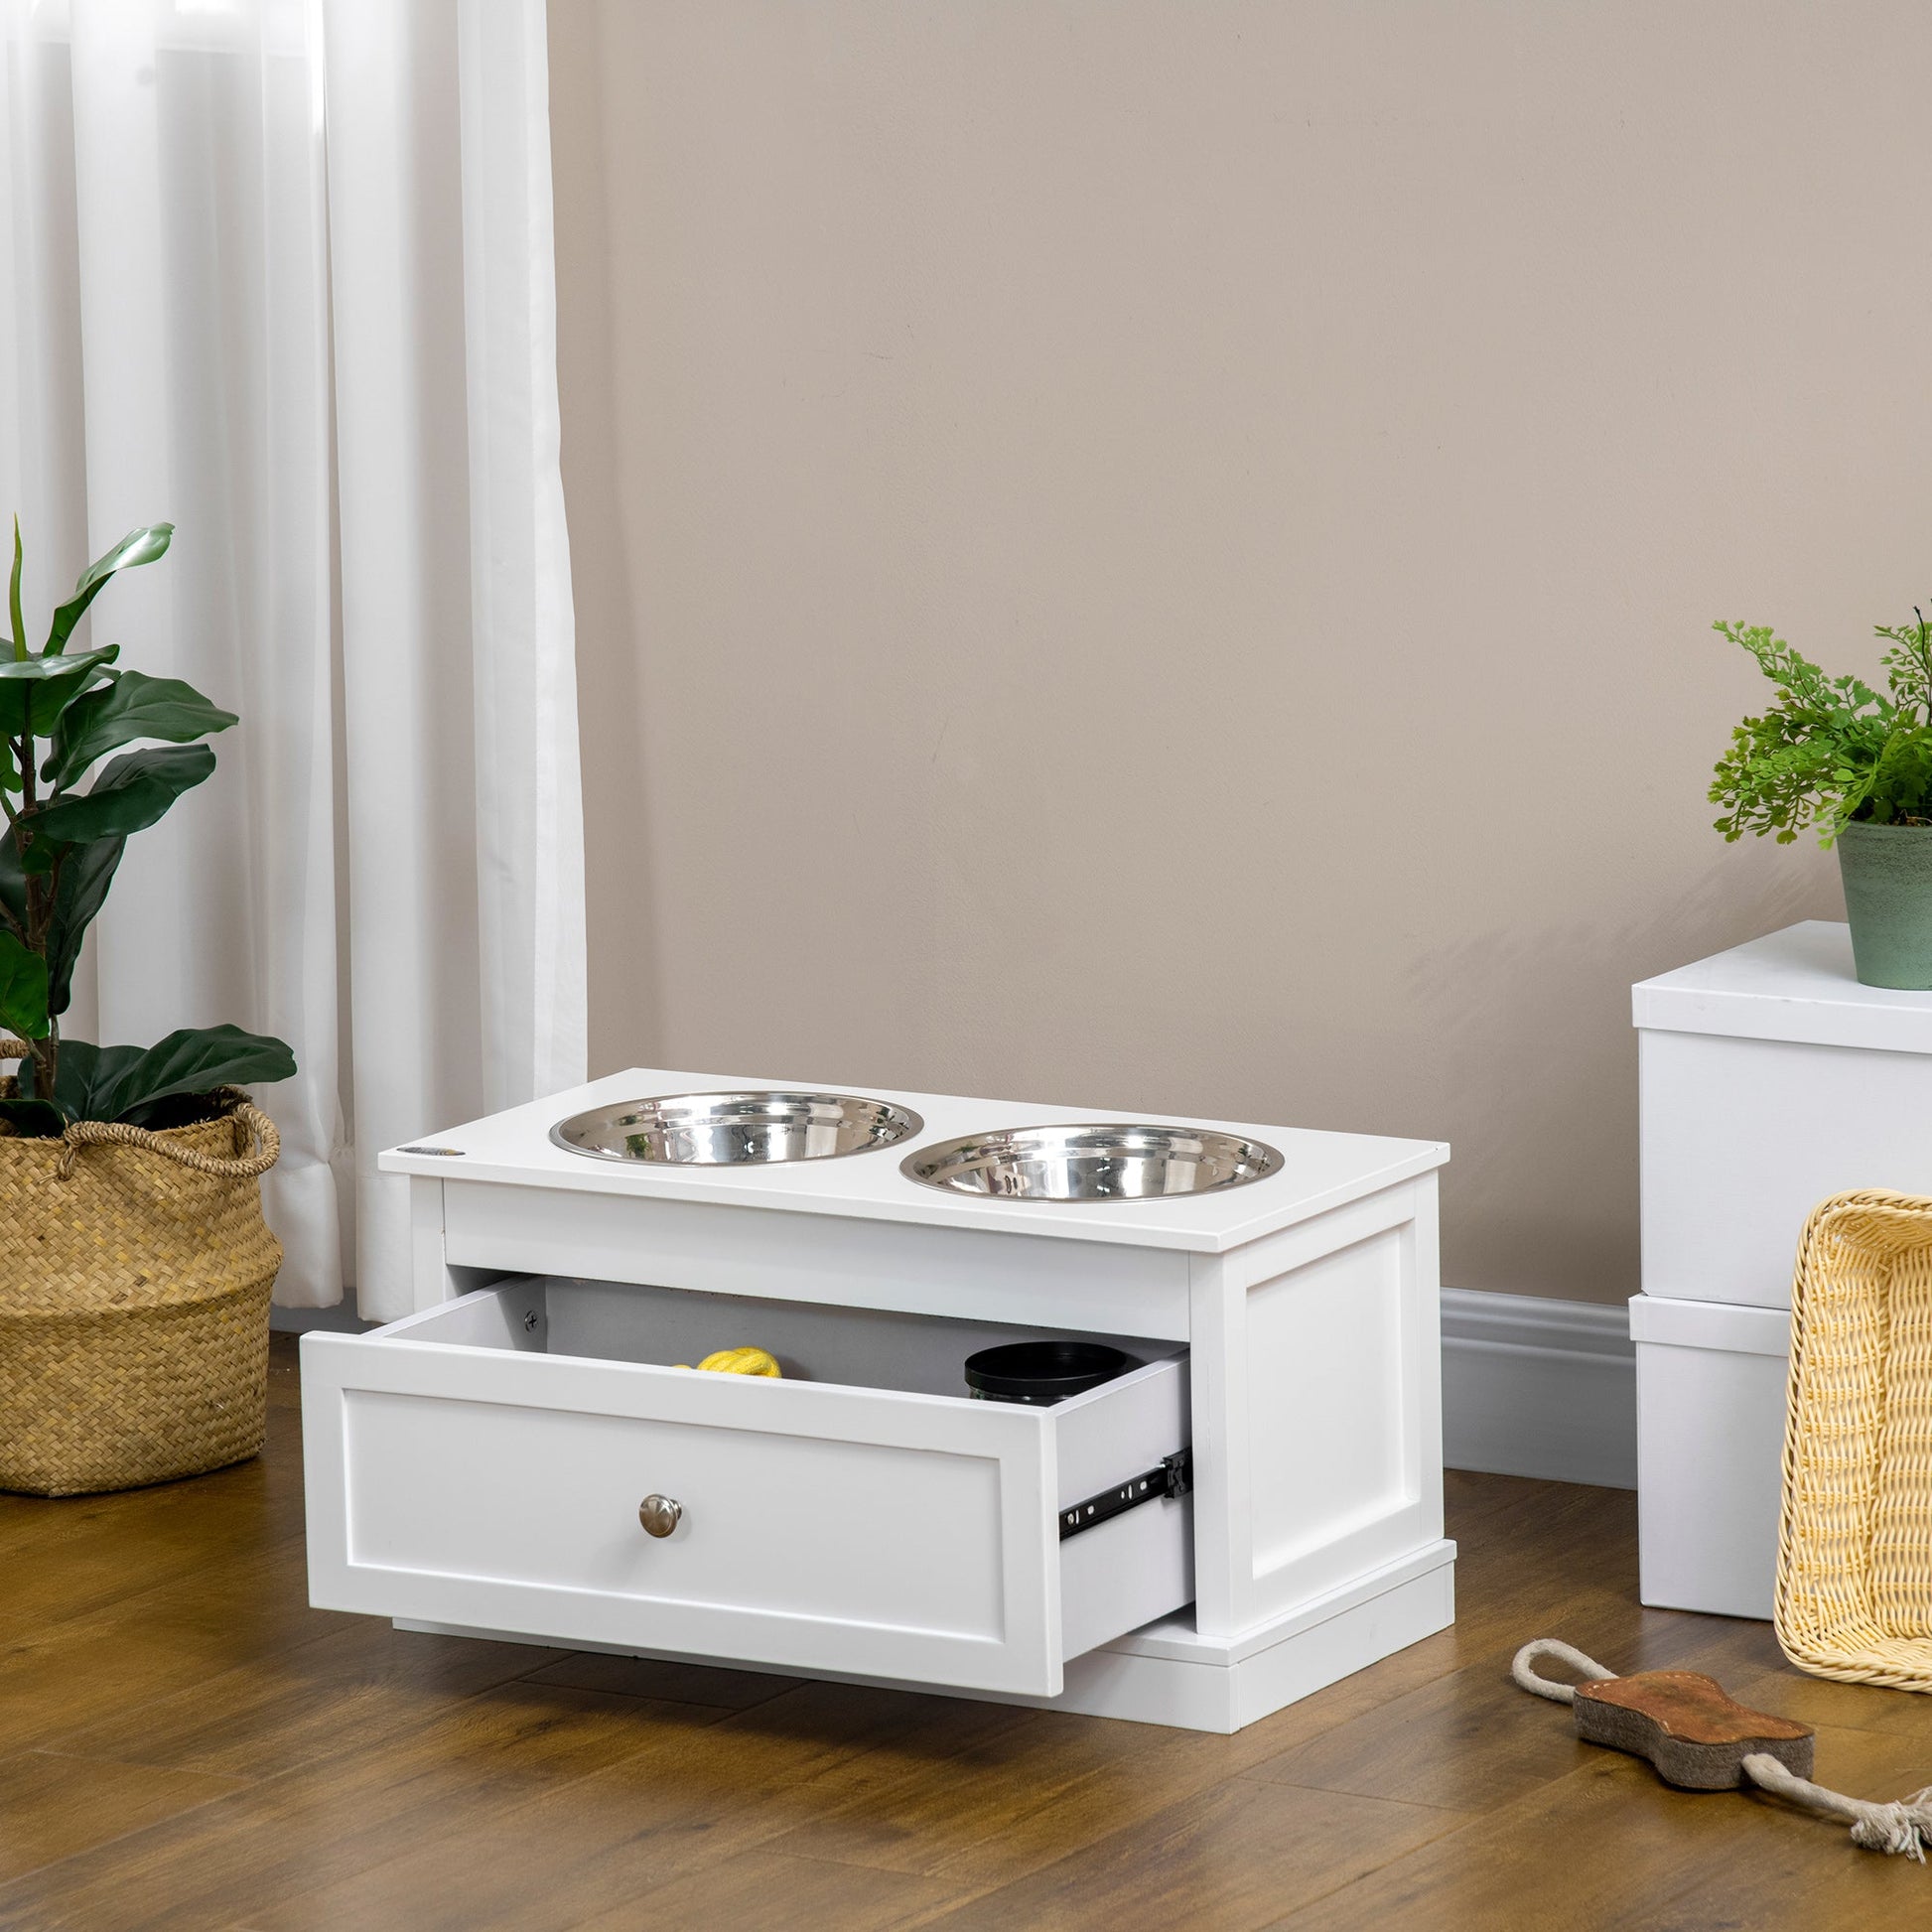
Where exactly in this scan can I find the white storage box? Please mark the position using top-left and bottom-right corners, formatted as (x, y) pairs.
(1631, 1295), (1789, 1618)
(1634, 920), (1932, 1309)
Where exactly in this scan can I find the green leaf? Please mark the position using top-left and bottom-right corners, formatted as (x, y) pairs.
(0, 928), (50, 1040)
(0, 830), (119, 1012)
(45, 670), (236, 790)
(0, 1095), (65, 1139)
(0, 827), (20, 934)
(9, 516), (24, 663)
(47, 1038), (126, 1122)
(0, 645), (118, 739)
(41, 836), (123, 1017)
(56, 1025), (295, 1126)
(13, 829), (55, 877)
(32, 743), (214, 846)
(44, 524), (172, 656)
(30, 658), (116, 737)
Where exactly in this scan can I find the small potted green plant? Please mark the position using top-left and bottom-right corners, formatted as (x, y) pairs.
(0, 520), (296, 1494)
(1711, 609), (1932, 988)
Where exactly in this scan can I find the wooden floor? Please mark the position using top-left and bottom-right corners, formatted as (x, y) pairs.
(3, 1341), (1930, 1930)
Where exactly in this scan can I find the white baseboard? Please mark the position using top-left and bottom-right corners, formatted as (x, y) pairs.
(273, 1285), (1637, 1490)
(1441, 1287), (1635, 1490)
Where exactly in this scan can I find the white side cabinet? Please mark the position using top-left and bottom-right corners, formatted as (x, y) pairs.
(302, 1069), (1456, 1732)
(1632, 922), (1932, 1617)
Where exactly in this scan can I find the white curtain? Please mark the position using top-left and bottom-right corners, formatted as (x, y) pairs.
(0, 0), (587, 1320)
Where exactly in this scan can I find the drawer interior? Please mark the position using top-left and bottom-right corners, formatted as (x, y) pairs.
(386, 1274), (1184, 1403)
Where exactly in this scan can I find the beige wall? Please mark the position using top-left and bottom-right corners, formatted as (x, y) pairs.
(547, 2), (1932, 1304)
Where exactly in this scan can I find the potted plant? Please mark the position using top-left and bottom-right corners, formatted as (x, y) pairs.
(1711, 610), (1932, 989)
(0, 521), (295, 1495)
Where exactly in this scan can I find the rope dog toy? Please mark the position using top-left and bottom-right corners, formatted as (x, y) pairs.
(1514, 1639), (1932, 1860)
(673, 1346), (782, 1376)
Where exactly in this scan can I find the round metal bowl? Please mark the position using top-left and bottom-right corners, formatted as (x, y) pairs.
(551, 1091), (923, 1166)
(901, 1123), (1284, 1202)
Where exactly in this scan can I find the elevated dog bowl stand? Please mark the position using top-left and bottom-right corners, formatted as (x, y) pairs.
(300, 1069), (1454, 1733)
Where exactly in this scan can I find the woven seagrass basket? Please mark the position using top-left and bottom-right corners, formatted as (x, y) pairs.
(1775, 1189), (1932, 1692)
(0, 1046), (282, 1497)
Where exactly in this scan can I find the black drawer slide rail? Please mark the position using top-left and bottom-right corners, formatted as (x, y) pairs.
(1058, 1449), (1192, 1541)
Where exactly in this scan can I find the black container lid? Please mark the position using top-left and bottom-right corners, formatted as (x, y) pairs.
(963, 1339), (1135, 1401)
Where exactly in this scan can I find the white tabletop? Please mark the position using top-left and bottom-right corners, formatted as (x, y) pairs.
(1632, 919), (1932, 1053)
(378, 1067), (1449, 1255)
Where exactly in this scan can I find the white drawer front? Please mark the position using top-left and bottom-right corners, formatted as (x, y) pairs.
(345, 1392), (1008, 1639)
(302, 1286), (1188, 1698)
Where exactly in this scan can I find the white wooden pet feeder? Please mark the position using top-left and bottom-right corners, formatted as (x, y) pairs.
(301, 1071), (1453, 1732)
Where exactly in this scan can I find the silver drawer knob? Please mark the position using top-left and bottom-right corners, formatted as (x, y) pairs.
(638, 1493), (682, 1538)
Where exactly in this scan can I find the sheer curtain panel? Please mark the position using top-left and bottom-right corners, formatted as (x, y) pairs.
(0, 0), (587, 1320)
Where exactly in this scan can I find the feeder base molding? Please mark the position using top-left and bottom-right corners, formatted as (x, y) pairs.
(397, 1537), (1456, 1736)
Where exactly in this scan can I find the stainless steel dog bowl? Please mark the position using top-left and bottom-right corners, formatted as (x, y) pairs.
(901, 1123), (1284, 1201)
(552, 1091), (923, 1166)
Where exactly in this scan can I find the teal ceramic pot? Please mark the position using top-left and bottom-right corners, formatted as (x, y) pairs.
(1837, 821), (1932, 988)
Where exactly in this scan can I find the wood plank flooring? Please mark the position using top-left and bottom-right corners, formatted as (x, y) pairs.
(2, 1337), (1929, 1928)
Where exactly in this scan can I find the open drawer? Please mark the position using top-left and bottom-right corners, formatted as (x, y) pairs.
(302, 1278), (1191, 1698)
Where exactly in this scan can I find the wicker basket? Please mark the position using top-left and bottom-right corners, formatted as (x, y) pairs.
(1775, 1189), (1932, 1691)
(0, 1057), (283, 1497)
